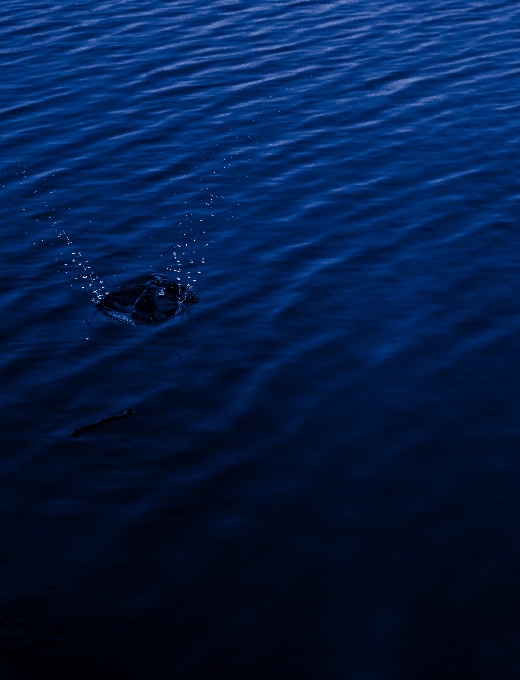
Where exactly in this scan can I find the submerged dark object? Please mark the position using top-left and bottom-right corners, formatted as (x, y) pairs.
(70, 409), (133, 438)
(96, 274), (198, 325)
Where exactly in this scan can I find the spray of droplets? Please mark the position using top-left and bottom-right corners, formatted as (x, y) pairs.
(164, 190), (216, 284)
(56, 230), (106, 301)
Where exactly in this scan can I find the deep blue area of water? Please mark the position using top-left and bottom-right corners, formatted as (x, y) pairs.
(1, 1), (520, 678)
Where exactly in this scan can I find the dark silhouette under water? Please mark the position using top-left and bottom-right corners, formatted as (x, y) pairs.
(96, 274), (198, 325)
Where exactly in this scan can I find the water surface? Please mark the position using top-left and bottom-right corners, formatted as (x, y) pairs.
(1, 1), (520, 678)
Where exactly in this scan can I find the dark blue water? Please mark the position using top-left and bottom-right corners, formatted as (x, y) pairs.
(1, 1), (520, 677)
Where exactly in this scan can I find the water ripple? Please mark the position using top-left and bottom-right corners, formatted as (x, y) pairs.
(1, 0), (520, 676)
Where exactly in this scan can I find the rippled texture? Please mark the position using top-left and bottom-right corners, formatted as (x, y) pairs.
(1, 1), (520, 678)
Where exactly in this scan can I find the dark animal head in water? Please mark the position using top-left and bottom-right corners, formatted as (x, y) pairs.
(96, 274), (198, 325)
